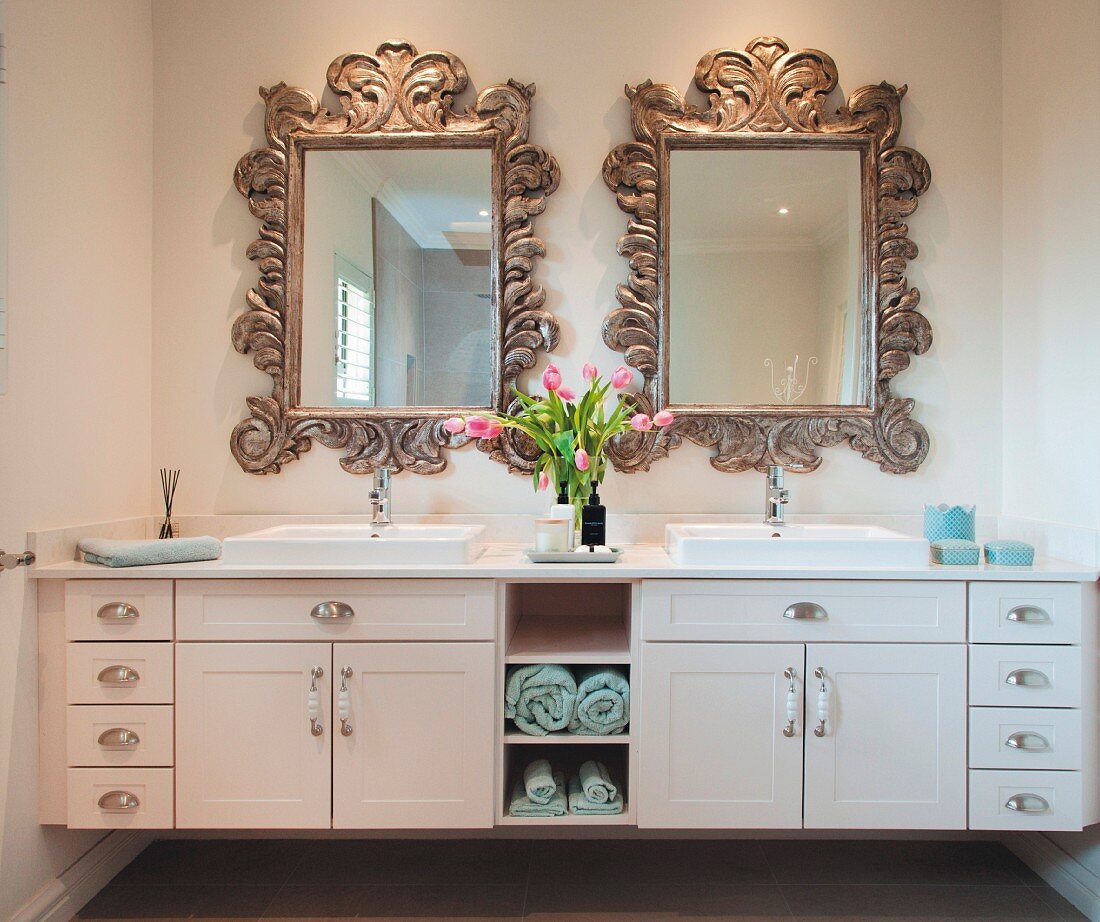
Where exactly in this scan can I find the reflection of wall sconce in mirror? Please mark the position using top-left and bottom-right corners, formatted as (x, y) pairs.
(765, 355), (818, 405)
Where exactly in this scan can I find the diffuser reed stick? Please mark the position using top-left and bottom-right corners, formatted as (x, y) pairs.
(158, 468), (180, 539)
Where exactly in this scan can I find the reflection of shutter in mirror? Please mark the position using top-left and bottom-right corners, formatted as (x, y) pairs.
(334, 254), (375, 407)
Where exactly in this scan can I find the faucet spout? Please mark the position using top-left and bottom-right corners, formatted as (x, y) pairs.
(370, 467), (393, 528)
(764, 464), (790, 525)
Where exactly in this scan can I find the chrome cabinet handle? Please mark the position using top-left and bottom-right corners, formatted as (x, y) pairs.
(97, 602), (139, 621)
(98, 790), (140, 811)
(782, 667), (798, 737)
(1005, 668), (1050, 688)
(338, 666), (353, 736)
(813, 667), (828, 737)
(1005, 792), (1050, 814)
(308, 666), (324, 736)
(1005, 731), (1051, 752)
(784, 602), (828, 621)
(1006, 605), (1050, 624)
(97, 665), (140, 686)
(98, 728), (141, 748)
(311, 601), (355, 620)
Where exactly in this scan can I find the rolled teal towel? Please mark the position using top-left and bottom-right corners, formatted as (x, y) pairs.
(523, 758), (556, 805)
(568, 772), (623, 815)
(510, 770), (566, 817)
(79, 536), (222, 568)
(504, 664), (577, 736)
(578, 759), (617, 804)
(568, 666), (630, 736)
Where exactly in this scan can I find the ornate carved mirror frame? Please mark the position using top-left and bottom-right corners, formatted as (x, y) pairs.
(232, 41), (559, 475)
(602, 36), (931, 474)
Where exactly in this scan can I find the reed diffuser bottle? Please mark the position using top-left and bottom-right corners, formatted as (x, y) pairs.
(158, 468), (180, 539)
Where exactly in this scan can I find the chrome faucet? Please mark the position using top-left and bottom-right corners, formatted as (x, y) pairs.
(764, 465), (790, 525)
(369, 467), (393, 528)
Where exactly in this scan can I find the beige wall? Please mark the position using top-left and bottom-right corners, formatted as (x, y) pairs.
(1001, 0), (1100, 879)
(150, 0), (1004, 516)
(0, 0), (153, 915)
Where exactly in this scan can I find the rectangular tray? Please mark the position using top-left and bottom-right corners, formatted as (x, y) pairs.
(524, 547), (623, 564)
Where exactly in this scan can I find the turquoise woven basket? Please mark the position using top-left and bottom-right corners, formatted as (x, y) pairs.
(924, 504), (976, 542)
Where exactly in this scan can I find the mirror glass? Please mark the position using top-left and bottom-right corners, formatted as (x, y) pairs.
(668, 148), (864, 407)
(299, 147), (493, 408)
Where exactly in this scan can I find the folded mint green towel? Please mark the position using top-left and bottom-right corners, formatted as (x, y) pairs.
(510, 770), (566, 817)
(505, 664), (577, 736)
(79, 536), (221, 568)
(568, 772), (624, 815)
(523, 758), (556, 805)
(578, 759), (617, 804)
(568, 666), (630, 736)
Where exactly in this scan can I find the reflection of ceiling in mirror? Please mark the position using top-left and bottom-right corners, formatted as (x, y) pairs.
(670, 149), (858, 253)
(326, 148), (492, 250)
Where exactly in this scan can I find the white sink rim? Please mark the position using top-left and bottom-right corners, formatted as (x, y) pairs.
(666, 522), (929, 568)
(221, 523), (485, 566)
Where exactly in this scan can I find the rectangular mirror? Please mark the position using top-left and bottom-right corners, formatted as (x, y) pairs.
(667, 146), (866, 408)
(299, 147), (493, 409)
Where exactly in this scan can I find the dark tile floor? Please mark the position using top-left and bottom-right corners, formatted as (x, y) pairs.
(76, 838), (1087, 921)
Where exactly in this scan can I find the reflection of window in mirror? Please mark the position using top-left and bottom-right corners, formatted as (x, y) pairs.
(333, 255), (375, 406)
(668, 147), (865, 408)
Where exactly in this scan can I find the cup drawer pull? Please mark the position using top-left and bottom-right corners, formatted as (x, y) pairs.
(783, 602), (827, 621)
(97, 728), (141, 748)
(310, 601), (355, 620)
(1006, 605), (1050, 624)
(1005, 792), (1050, 814)
(97, 602), (140, 621)
(97, 790), (140, 812)
(97, 665), (141, 686)
(1004, 731), (1050, 752)
(1005, 668), (1049, 688)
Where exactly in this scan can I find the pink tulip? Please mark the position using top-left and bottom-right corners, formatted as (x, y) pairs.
(557, 386), (577, 401)
(465, 416), (503, 439)
(582, 363), (598, 382)
(653, 410), (675, 427)
(538, 471), (550, 491)
(630, 413), (652, 431)
(442, 416), (465, 434)
(575, 449), (590, 471)
(611, 365), (633, 389)
(542, 363), (562, 391)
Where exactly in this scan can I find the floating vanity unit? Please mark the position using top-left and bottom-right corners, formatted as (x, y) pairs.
(35, 544), (1100, 835)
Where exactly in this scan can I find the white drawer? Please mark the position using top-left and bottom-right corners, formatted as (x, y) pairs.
(66, 643), (174, 704)
(969, 583), (1081, 645)
(67, 705), (174, 767)
(968, 707), (1081, 770)
(968, 645), (1081, 708)
(968, 770), (1083, 831)
(641, 580), (965, 642)
(66, 768), (174, 829)
(175, 579), (495, 641)
(65, 579), (174, 641)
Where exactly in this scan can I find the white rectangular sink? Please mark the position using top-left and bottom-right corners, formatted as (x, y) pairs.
(221, 524), (485, 566)
(666, 523), (929, 568)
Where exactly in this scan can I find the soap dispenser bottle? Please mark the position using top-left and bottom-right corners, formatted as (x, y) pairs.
(581, 481), (606, 548)
(549, 482), (575, 550)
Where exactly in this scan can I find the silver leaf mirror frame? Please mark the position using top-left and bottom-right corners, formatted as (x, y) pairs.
(231, 41), (560, 475)
(602, 36), (932, 474)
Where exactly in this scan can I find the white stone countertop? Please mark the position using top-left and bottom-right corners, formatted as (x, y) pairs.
(29, 542), (1100, 581)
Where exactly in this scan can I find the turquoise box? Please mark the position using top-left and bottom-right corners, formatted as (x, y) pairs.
(930, 539), (981, 566)
(924, 504), (976, 542)
(985, 540), (1035, 566)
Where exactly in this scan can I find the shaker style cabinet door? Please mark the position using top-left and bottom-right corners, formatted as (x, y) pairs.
(332, 643), (494, 828)
(639, 643), (805, 828)
(804, 643), (966, 829)
(175, 644), (332, 828)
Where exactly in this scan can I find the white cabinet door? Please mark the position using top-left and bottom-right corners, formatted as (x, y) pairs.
(332, 643), (494, 829)
(639, 643), (804, 828)
(804, 643), (966, 829)
(175, 644), (332, 828)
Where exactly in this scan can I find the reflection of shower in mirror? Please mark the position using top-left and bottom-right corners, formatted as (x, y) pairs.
(764, 355), (818, 405)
